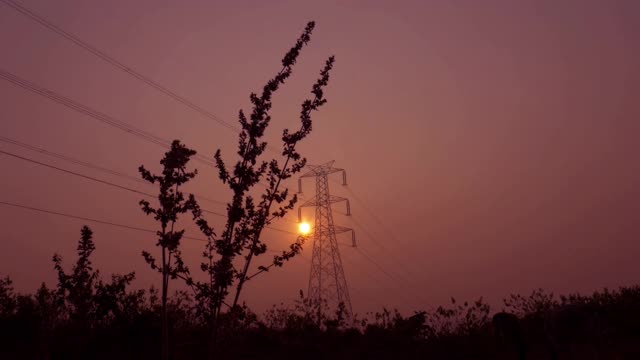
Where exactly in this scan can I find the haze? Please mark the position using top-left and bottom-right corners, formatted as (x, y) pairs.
(1, 0), (639, 314)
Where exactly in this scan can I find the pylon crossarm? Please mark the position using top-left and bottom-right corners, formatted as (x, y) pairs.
(329, 195), (351, 215)
(299, 197), (318, 207)
(300, 161), (343, 177)
(334, 227), (356, 247)
(328, 195), (349, 204)
(300, 195), (347, 208)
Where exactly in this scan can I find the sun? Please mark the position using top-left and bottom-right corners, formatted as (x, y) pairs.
(298, 222), (312, 235)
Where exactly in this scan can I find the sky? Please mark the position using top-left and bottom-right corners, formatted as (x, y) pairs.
(0, 0), (639, 315)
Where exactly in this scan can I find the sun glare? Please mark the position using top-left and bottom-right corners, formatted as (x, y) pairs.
(298, 222), (312, 235)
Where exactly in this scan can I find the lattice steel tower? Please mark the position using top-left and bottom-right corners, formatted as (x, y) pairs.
(298, 161), (355, 318)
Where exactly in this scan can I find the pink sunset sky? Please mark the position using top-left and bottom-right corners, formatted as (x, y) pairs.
(1, 0), (639, 314)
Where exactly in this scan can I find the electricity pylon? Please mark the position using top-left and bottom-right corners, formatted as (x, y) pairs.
(298, 161), (355, 319)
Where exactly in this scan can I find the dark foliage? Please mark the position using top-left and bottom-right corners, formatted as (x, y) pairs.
(0, 226), (142, 359)
(138, 139), (202, 360)
(200, 20), (335, 320)
(152, 21), (336, 358)
(3, 272), (640, 359)
(3, 19), (638, 360)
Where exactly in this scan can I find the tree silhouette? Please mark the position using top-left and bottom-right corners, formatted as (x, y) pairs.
(48, 225), (138, 358)
(0, 276), (16, 319)
(4, 269), (640, 359)
(53, 225), (99, 326)
(138, 139), (201, 360)
(177, 21), (335, 356)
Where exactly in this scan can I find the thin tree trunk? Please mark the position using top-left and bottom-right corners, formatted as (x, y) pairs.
(232, 155), (293, 308)
(161, 246), (169, 360)
(208, 304), (221, 360)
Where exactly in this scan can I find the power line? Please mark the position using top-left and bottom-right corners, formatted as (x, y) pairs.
(354, 247), (403, 284)
(0, 135), (226, 206)
(0, 135), (297, 222)
(349, 214), (423, 283)
(0, 69), (169, 147)
(0, 149), (155, 198)
(354, 245), (429, 306)
(0, 199), (290, 255)
(344, 184), (399, 245)
(0, 69), (214, 167)
(340, 251), (419, 310)
(302, 170), (426, 309)
(0, 149), (296, 235)
(0, 70), (276, 189)
(0, 135), (146, 185)
(0, 0), (238, 133)
(329, 178), (425, 290)
(0, 199), (206, 242)
(1, 0), (288, 159)
(0, 198), (419, 309)
(0, 201), (417, 310)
